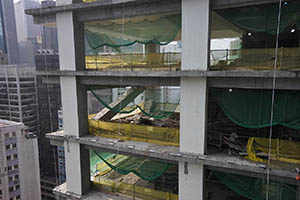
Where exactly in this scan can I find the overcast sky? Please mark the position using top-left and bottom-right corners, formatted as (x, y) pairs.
(14, 0), (43, 3)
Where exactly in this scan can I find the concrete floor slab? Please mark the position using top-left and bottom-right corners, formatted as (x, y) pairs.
(53, 183), (133, 200)
(47, 131), (300, 184)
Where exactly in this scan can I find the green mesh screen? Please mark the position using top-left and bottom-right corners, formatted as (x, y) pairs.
(85, 14), (181, 49)
(215, 171), (298, 200)
(90, 151), (114, 175)
(90, 88), (179, 120)
(216, 1), (300, 35)
(212, 88), (300, 130)
(93, 151), (170, 181)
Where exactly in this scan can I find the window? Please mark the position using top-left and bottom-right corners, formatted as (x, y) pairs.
(12, 132), (16, 137)
(13, 154), (17, 159)
(6, 156), (11, 161)
(13, 165), (18, 169)
(4, 133), (9, 138)
(16, 196), (20, 200)
(14, 175), (18, 180)
(9, 186), (13, 192)
(6, 145), (10, 150)
(7, 166), (12, 171)
(15, 185), (20, 190)
(12, 144), (16, 148)
(0, 190), (2, 195)
(8, 176), (12, 181)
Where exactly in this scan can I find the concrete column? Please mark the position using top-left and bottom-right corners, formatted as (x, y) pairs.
(56, 0), (90, 195)
(180, 0), (210, 200)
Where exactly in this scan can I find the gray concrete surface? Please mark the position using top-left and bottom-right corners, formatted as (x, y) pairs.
(46, 131), (300, 185)
(36, 70), (300, 90)
(53, 183), (133, 200)
(25, 0), (281, 25)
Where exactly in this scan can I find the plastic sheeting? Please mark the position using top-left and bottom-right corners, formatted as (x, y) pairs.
(85, 14), (181, 49)
(216, 1), (300, 35)
(93, 151), (170, 181)
(212, 88), (300, 130)
(215, 171), (298, 200)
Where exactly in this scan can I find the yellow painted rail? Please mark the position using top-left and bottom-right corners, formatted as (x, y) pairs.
(246, 137), (300, 164)
(89, 119), (179, 147)
(84, 48), (300, 71)
(93, 178), (178, 200)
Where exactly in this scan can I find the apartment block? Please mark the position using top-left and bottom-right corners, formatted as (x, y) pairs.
(0, 119), (40, 200)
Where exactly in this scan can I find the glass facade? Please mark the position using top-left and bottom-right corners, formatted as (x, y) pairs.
(0, 1), (6, 53)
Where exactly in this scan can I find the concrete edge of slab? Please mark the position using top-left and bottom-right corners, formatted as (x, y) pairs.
(46, 131), (300, 184)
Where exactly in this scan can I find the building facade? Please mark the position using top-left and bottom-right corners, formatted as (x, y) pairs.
(0, 119), (40, 200)
(36, 54), (60, 200)
(0, 65), (39, 136)
(0, 0), (19, 64)
(27, 0), (300, 199)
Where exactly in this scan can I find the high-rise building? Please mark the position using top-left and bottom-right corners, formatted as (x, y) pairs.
(14, 0), (42, 64)
(40, 0), (58, 53)
(0, 0), (19, 64)
(0, 65), (39, 136)
(0, 119), (41, 200)
(35, 54), (60, 200)
(14, 0), (41, 43)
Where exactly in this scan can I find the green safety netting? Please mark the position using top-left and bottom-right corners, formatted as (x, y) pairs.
(212, 88), (300, 130)
(89, 89), (179, 120)
(93, 151), (170, 181)
(90, 151), (115, 175)
(216, 1), (300, 35)
(85, 14), (181, 49)
(214, 171), (298, 200)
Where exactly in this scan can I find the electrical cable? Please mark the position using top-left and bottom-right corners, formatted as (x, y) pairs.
(266, 0), (282, 199)
(112, 0), (126, 193)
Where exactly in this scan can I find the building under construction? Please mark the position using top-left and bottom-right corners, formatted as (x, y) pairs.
(27, 0), (300, 199)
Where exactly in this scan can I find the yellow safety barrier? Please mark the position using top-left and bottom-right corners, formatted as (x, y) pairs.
(93, 178), (178, 200)
(211, 47), (300, 71)
(246, 137), (300, 164)
(86, 53), (181, 71)
(89, 120), (179, 147)
(86, 48), (300, 71)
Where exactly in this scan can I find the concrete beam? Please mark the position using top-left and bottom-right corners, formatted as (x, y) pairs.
(211, 0), (281, 9)
(37, 70), (300, 89)
(46, 132), (300, 185)
(53, 183), (133, 200)
(36, 70), (300, 78)
(27, 0), (180, 25)
(93, 87), (144, 121)
(26, 0), (282, 24)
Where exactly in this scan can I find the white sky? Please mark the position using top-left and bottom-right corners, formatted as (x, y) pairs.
(14, 0), (42, 3)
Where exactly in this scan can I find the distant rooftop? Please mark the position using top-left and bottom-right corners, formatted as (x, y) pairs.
(0, 122), (7, 127)
(0, 119), (23, 128)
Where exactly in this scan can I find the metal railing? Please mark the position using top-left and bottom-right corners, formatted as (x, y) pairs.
(85, 47), (300, 71)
